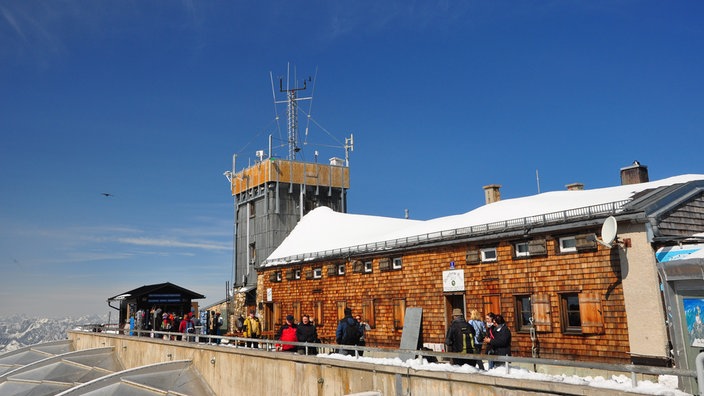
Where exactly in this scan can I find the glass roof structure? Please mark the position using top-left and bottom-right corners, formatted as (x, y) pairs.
(0, 341), (214, 396)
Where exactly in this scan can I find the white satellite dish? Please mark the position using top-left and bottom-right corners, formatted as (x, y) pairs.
(598, 216), (618, 248)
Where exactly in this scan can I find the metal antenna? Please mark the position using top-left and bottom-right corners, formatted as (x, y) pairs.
(278, 65), (312, 160)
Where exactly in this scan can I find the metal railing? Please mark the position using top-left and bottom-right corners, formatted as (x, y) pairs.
(85, 326), (697, 390)
(262, 199), (631, 266)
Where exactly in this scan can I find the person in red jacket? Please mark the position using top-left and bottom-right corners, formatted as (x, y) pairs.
(275, 315), (298, 352)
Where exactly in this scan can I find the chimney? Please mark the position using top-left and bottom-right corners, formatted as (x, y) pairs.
(620, 161), (649, 185)
(483, 184), (501, 204)
(566, 183), (584, 191)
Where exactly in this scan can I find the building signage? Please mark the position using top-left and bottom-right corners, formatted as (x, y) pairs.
(442, 269), (465, 292)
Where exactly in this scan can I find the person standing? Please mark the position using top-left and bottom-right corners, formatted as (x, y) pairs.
(336, 308), (361, 356)
(214, 312), (223, 344)
(356, 315), (371, 356)
(207, 310), (216, 343)
(296, 314), (319, 355)
(243, 310), (261, 348)
(275, 315), (298, 352)
(486, 314), (511, 367)
(468, 309), (486, 370)
(444, 308), (478, 367)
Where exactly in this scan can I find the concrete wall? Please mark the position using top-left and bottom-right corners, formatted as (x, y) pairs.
(68, 331), (635, 396)
(618, 222), (669, 361)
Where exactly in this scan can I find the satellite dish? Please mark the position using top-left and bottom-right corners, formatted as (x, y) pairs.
(598, 216), (618, 248)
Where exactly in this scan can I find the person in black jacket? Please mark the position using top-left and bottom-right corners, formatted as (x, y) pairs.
(336, 308), (360, 355)
(485, 314), (511, 367)
(444, 308), (479, 367)
(296, 314), (319, 355)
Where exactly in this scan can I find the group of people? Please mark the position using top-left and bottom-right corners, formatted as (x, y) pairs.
(445, 308), (512, 369)
(268, 307), (370, 356)
(126, 307), (225, 342)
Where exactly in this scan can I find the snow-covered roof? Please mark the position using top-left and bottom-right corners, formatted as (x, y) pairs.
(263, 174), (704, 267)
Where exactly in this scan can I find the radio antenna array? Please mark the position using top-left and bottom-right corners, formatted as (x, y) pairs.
(273, 64), (312, 160)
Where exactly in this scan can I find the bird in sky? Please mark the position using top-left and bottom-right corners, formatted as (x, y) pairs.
(101, 193), (114, 197)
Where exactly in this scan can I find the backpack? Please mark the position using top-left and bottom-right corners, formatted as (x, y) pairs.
(460, 325), (475, 353)
(342, 320), (361, 345)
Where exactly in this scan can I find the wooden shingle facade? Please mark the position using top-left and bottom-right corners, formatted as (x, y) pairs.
(256, 173), (704, 365)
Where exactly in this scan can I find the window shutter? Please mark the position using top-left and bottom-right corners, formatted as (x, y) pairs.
(273, 302), (281, 327)
(531, 294), (552, 332)
(327, 266), (337, 276)
(379, 258), (391, 271)
(579, 292), (604, 334)
(305, 270), (314, 280)
(285, 270), (295, 281)
(337, 301), (347, 321)
(269, 273), (279, 282)
(352, 260), (364, 273)
(575, 234), (597, 251)
(528, 238), (547, 255)
(466, 249), (480, 265)
(393, 298), (406, 330)
(362, 298), (375, 328)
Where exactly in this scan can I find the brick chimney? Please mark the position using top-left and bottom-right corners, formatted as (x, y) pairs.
(620, 161), (649, 185)
(483, 184), (501, 204)
(565, 183), (584, 191)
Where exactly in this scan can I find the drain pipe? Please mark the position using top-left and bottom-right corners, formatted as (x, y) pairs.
(696, 352), (704, 396)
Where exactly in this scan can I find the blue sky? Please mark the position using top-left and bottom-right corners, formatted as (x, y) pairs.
(1, 1), (702, 318)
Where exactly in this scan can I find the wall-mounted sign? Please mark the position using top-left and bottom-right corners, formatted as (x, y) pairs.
(266, 288), (273, 302)
(443, 269), (465, 292)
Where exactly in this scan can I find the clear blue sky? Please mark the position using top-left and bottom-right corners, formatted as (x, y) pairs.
(1, 1), (703, 318)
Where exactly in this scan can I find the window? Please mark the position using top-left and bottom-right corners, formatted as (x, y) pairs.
(481, 247), (498, 262)
(313, 268), (322, 279)
(559, 292), (604, 334)
(269, 271), (282, 282)
(515, 295), (532, 331)
(515, 242), (530, 257)
(248, 201), (256, 218)
(364, 261), (373, 273)
(561, 293), (581, 332)
(466, 249), (480, 264)
(338, 263), (346, 275)
(263, 302), (280, 332)
(392, 257), (403, 270)
(249, 242), (256, 264)
(294, 269), (301, 280)
(393, 298), (406, 330)
(559, 236), (577, 253)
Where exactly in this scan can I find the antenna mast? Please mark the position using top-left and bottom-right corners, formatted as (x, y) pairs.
(278, 67), (311, 160)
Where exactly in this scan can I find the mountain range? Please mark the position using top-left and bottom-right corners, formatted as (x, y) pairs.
(0, 314), (107, 353)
